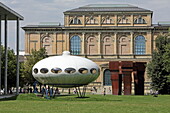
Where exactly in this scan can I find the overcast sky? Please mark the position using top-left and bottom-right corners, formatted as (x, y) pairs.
(1, 0), (170, 51)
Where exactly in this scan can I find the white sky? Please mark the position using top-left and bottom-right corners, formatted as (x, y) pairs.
(1, 0), (170, 51)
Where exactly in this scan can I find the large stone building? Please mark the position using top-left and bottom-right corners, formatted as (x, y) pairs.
(22, 4), (170, 94)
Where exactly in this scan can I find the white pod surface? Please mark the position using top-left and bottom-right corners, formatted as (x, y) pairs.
(32, 51), (100, 88)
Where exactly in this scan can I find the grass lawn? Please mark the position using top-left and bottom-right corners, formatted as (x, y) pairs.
(0, 94), (170, 113)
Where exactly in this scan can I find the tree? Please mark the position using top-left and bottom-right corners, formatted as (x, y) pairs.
(147, 34), (170, 94)
(23, 48), (48, 85)
(0, 46), (24, 89)
(163, 44), (170, 83)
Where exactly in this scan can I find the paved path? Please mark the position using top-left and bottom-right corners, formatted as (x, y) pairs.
(0, 94), (17, 100)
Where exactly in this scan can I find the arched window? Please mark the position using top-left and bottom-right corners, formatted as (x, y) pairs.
(134, 35), (146, 55)
(118, 36), (130, 55)
(70, 35), (81, 55)
(42, 36), (52, 55)
(70, 17), (82, 24)
(87, 36), (98, 55)
(102, 16), (114, 24)
(87, 16), (98, 24)
(118, 16), (129, 24)
(103, 69), (111, 86)
(103, 36), (113, 55)
(134, 17), (146, 24)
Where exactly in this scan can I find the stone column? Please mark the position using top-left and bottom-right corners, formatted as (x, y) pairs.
(114, 32), (118, 57)
(65, 32), (69, 51)
(64, 15), (69, 27)
(147, 31), (152, 54)
(82, 15), (85, 26)
(4, 15), (8, 94)
(0, 15), (1, 91)
(131, 15), (134, 26)
(28, 34), (30, 54)
(25, 33), (30, 54)
(16, 17), (20, 95)
(81, 33), (85, 55)
(99, 15), (101, 26)
(98, 32), (101, 55)
(115, 15), (118, 26)
(130, 32), (134, 56)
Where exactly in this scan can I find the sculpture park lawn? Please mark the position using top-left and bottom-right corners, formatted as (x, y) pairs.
(0, 94), (170, 113)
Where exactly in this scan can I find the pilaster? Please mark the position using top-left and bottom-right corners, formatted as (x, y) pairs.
(99, 15), (101, 26)
(114, 32), (118, 55)
(115, 15), (118, 26)
(81, 32), (85, 54)
(130, 32), (134, 55)
(98, 32), (101, 54)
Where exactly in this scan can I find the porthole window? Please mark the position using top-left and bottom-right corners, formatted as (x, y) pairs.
(33, 68), (38, 74)
(79, 68), (88, 74)
(90, 68), (97, 74)
(65, 68), (76, 74)
(40, 68), (48, 74)
(51, 68), (62, 74)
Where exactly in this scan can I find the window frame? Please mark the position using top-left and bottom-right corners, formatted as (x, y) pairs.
(103, 69), (111, 86)
(70, 35), (81, 55)
(70, 17), (82, 25)
(134, 35), (146, 55)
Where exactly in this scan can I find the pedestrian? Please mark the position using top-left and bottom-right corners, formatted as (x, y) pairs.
(30, 87), (33, 93)
(103, 88), (106, 96)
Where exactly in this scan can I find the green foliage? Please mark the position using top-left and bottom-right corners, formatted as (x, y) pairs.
(163, 44), (170, 83)
(163, 44), (170, 73)
(23, 48), (48, 85)
(147, 34), (170, 94)
(0, 46), (19, 88)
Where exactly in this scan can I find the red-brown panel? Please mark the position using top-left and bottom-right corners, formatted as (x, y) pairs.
(135, 62), (146, 72)
(109, 61), (119, 70)
(123, 73), (132, 95)
(111, 73), (119, 95)
(121, 61), (133, 72)
(121, 61), (133, 68)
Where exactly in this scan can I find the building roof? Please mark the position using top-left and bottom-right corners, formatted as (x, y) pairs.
(157, 21), (170, 26)
(64, 4), (152, 13)
(22, 25), (63, 28)
(22, 22), (63, 29)
(0, 2), (23, 20)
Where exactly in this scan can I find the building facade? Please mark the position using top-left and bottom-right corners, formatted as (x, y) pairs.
(22, 4), (170, 94)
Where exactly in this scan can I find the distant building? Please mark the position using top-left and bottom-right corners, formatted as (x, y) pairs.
(22, 4), (170, 94)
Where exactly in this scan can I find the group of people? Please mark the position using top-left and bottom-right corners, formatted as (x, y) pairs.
(0, 88), (16, 95)
(19, 87), (33, 93)
(41, 86), (60, 99)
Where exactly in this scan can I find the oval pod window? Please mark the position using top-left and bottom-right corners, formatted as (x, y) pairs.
(40, 68), (49, 74)
(90, 68), (97, 74)
(65, 68), (76, 74)
(33, 68), (38, 74)
(79, 68), (88, 74)
(51, 68), (62, 74)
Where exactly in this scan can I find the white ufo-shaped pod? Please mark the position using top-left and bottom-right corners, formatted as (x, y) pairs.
(32, 51), (100, 88)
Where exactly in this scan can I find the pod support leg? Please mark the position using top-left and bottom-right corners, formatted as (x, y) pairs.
(75, 86), (87, 97)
